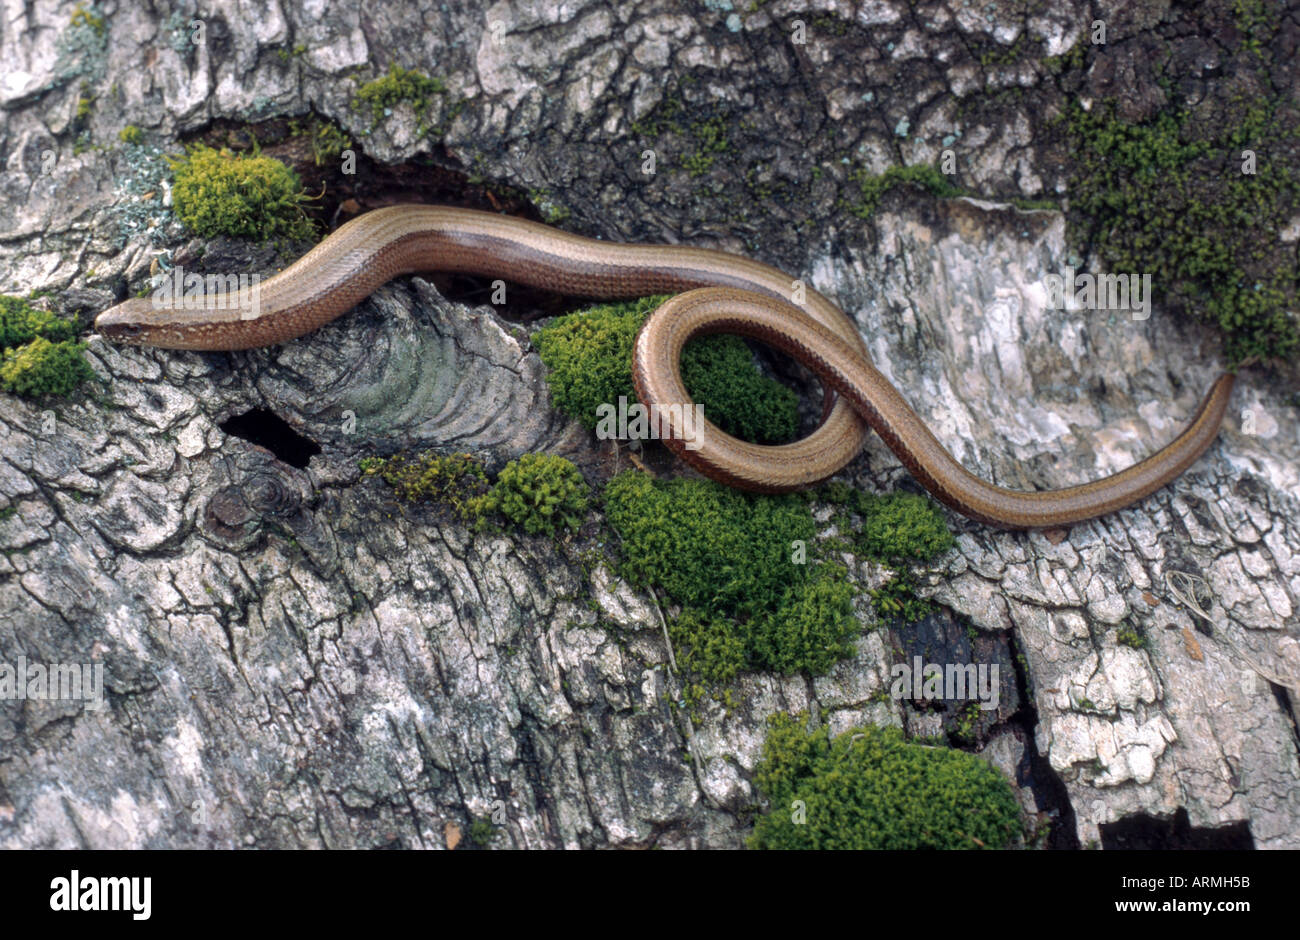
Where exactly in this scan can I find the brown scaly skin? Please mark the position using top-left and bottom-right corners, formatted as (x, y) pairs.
(97, 205), (1235, 528)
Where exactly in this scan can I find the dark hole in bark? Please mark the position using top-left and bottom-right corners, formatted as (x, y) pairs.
(219, 409), (321, 469)
(1100, 807), (1253, 850)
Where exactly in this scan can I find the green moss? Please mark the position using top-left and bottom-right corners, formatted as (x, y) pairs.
(1233, 0), (1278, 57)
(748, 713), (1022, 849)
(951, 701), (982, 745)
(288, 117), (351, 166)
(466, 817), (496, 847)
(751, 563), (857, 673)
(0, 296), (79, 348)
(667, 560), (858, 702)
(354, 65), (445, 118)
(1044, 41), (1088, 75)
(977, 34), (1026, 68)
(118, 125), (144, 146)
(605, 470), (863, 689)
(1, 337), (95, 399)
(1063, 99), (1299, 364)
(856, 491), (955, 563)
(1117, 623), (1147, 649)
(169, 144), (316, 242)
(604, 470), (880, 684)
(360, 451), (490, 521)
(676, 326), (800, 443)
(352, 64), (460, 135)
(276, 43), (308, 62)
(75, 83), (94, 121)
(0, 297), (91, 399)
(362, 450), (588, 536)
(679, 117), (732, 177)
(533, 296), (799, 445)
(868, 570), (935, 624)
(818, 484), (954, 564)
(528, 188), (571, 224)
(479, 453), (589, 536)
(629, 89), (685, 139)
(849, 163), (967, 219)
(605, 471), (815, 616)
(668, 608), (748, 691)
(69, 4), (105, 35)
(629, 81), (736, 178)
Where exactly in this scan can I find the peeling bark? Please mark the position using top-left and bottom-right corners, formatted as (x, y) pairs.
(0, 0), (1296, 849)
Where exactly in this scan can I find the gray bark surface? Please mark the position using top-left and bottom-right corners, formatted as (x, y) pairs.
(0, 0), (1296, 848)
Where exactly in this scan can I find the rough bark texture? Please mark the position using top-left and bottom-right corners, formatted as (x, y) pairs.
(0, 0), (1297, 848)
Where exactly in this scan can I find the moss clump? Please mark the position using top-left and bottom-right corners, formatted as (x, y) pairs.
(360, 451), (490, 521)
(751, 563), (857, 674)
(817, 484), (950, 625)
(1063, 99), (1299, 364)
(118, 125), (144, 146)
(466, 817), (496, 847)
(748, 713), (1022, 849)
(309, 122), (350, 166)
(1, 337), (95, 398)
(820, 483), (954, 564)
(528, 188), (571, 225)
(667, 562), (857, 694)
(605, 472), (859, 687)
(479, 453), (589, 536)
(75, 83), (94, 121)
(1117, 623), (1147, 649)
(849, 163), (966, 219)
(0, 297), (92, 399)
(287, 115), (352, 166)
(362, 450), (588, 537)
(69, 4), (106, 35)
(679, 116), (731, 177)
(533, 296), (799, 446)
(169, 144), (316, 242)
(605, 471), (814, 616)
(0, 296), (79, 348)
(352, 64), (461, 135)
(856, 491), (955, 563)
(868, 570), (935, 625)
(667, 608), (748, 689)
(354, 65), (446, 119)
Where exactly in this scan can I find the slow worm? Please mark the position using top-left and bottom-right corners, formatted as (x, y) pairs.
(96, 204), (1235, 528)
